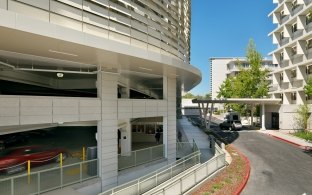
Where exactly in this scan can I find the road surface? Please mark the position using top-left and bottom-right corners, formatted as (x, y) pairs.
(233, 131), (312, 195)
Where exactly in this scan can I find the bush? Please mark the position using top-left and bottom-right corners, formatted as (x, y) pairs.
(292, 131), (312, 142)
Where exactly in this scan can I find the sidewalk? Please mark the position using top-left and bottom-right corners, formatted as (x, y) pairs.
(259, 130), (312, 150)
(178, 117), (214, 162)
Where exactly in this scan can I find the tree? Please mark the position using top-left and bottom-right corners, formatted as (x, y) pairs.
(217, 39), (269, 121)
(182, 93), (211, 99)
(182, 93), (196, 99)
(299, 77), (312, 131)
(295, 104), (310, 131)
(304, 77), (312, 97)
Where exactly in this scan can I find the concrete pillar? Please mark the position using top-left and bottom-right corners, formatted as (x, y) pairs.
(261, 103), (266, 130)
(208, 103), (214, 129)
(120, 120), (131, 156)
(97, 71), (118, 191)
(164, 76), (176, 163)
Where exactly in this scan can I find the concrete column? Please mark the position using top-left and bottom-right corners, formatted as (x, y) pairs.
(163, 76), (168, 158)
(261, 103), (266, 130)
(97, 71), (118, 191)
(208, 103), (214, 129)
(120, 120), (131, 156)
(164, 76), (176, 163)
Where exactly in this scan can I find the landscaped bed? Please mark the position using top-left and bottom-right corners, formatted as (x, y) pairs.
(192, 145), (250, 195)
(292, 131), (312, 142)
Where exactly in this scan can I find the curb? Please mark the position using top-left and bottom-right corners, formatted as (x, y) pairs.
(232, 145), (251, 195)
(267, 134), (311, 150)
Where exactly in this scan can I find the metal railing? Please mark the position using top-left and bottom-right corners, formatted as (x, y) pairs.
(118, 145), (164, 170)
(0, 159), (98, 195)
(145, 145), (227, 195)
(100, 141), (200, 195)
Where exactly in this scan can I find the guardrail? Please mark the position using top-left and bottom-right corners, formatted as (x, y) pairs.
(100, 141), (200, 195)
(118, 144), (164, 170)
(149, 145), (226, 195)
(0, 158), (98, 195)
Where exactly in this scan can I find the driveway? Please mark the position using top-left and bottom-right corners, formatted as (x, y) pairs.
(233, 131), (312, 195)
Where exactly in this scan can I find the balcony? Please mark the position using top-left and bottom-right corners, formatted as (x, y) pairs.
(280, 82), (290, 90)
(305, 0), (312, 5)
(291, 55), (303, 65)
(292, 29), (303, 40)
(291, 4), (304, 16)
(280, 15), (290, 24)
(305, 22), (312, 32)
(279, 60), (289, 68)
(306, 48), (312, 60)
(280, 37), (289, 46)
(269, 84), (279, 92)
(290, 80), (303, 88)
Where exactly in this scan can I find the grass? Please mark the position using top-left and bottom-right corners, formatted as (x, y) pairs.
(292, 131), (312, 141)
(192, 145), (249, 195)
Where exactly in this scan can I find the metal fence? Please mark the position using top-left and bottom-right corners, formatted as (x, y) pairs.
(149, 145), (226, 195)
(100, 141), (200, 195)
(118, 144), (164, 171)
(101, 152), (200, 195)
(0, 159), (98, 195)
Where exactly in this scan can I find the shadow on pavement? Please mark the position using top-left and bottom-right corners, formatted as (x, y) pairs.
(303, 149), (312, 157)
(186, 116), (240, 144)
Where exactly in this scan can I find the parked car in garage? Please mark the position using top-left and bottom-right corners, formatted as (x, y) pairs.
(0, 145), (67, 174)
(0, 133), (28, 149)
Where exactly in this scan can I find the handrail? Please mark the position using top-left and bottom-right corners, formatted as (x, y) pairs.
(0, 158), (98, 195)
(101, 151), (200, 195)
(101, 141), (200, 195)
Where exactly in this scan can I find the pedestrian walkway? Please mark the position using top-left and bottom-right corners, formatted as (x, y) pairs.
(259, 130), (312, 150)
(177, 116), (214, 162)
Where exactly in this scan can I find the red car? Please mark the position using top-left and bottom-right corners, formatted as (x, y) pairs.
(0, 145), (67, 174)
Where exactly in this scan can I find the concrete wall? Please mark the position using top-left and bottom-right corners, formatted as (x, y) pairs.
(0, 96), (101, 126)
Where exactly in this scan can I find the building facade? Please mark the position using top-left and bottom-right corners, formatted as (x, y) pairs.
(210, 57), (276, 112)
(268, 0), (312, 130)
(0, 0), (201, 193)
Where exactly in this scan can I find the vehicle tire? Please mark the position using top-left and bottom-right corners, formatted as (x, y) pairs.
(6, 165), (25, 175)
(55, 153), (67, 162)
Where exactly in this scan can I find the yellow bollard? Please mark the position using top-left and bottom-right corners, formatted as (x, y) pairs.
(28, 160), (30, 184)
(82, 147), (85, 161)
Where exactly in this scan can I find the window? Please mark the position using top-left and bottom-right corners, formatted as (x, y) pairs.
(307, 39), (312, 50)
(280, 31), (284, 40)
(307, 66), (312, 75)
(280, 51), (284, 61)
(291, 69), (297, 78)
(280, 72), (284, 81)
(291, 46), (297, 56)
(292, 23), (297, 33)
(306, 12), (312, 25)
(280, 10), (285, 20)
(291, 93), (297, 101)
(292, 0), (299, 11)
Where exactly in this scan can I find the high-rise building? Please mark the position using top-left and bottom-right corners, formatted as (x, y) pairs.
(0, 0), (201, 193)
(210, 57), (276, 111)
(268, 0), (312, 130)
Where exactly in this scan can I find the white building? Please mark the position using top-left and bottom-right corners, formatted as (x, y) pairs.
(268, 0), (312, 130)
(210, 57), (276, 111)
(0, 0), (201, 194)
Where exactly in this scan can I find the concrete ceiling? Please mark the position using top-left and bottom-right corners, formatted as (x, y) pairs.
(0, 26), (201, 93)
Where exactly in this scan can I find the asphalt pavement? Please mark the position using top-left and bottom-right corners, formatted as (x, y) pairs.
(233, 131), (312, 195)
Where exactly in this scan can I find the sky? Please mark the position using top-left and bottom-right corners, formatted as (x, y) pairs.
(189, 0), (277, 95)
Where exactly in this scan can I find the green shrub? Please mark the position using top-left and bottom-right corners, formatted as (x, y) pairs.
(292, 131), (312, 141)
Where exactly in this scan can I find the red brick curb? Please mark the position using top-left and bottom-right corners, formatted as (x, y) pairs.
(232, 145), (251, 195)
